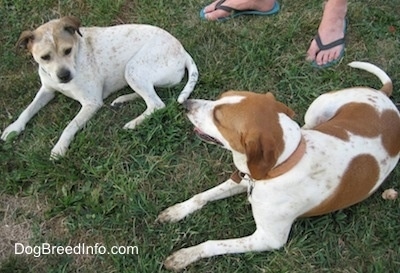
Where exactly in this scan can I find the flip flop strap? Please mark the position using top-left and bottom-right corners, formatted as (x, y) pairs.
(314, 33), (345, 51)
(215, 0), (238, 13)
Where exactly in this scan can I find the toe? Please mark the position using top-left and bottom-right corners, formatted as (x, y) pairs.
(315, 52), (324, 66)
(204, 9), (231, 21)
(306, 40), (319, 62)
(319, 51), (329, 65)
(203, 0), (219, 13)
(202, 0), (229, 21)
(315, 45), (342, 65)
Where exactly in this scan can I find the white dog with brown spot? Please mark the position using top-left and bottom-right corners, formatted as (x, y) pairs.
(1, 16), (198, 158)
(157, 61), (400, 271)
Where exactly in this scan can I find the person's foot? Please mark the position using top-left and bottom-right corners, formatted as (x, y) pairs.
(306, 0), (347, 67)
(201, 0), (277, 21)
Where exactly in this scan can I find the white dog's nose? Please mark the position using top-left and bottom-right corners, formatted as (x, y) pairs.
(57, 68), (72, 83)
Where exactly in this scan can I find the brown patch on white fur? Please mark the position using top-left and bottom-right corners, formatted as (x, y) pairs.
(17, 16), (81, 52)
(313, 103), (381, 141)
(214, 91), (295, 180)
(313, 103), (400, 157)
(16, 31), (35, 51)
(380, 109), (400, 157)
(303, 154), (379, 217)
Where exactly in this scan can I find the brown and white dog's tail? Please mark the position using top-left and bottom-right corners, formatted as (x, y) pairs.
(177, 52), (199, 104)
(348, 61), (393, 96)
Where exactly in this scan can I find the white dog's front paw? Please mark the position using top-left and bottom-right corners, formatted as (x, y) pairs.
(50, 144), (68, 160)
(164, 247), (202, 271)
(123, 115), (147, 130)
(111, 93), (140, 106)
(1, 122), (24, 141)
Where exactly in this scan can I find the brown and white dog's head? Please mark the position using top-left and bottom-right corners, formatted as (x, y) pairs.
(17, 16), (82, 83)
(183, 91), (296, 180)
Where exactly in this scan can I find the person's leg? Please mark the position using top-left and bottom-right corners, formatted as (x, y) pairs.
(306, 0), (347, 66)
(201, 0), (277, 21)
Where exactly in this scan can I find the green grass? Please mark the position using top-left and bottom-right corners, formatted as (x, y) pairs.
(0, 0), (399, 272)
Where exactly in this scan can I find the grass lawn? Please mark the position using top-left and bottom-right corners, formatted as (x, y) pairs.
(0, 0), (399, 272)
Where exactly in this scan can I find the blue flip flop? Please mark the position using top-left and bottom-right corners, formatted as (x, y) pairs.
(200, 0), (280, 22)
(311, 20), (347, 69)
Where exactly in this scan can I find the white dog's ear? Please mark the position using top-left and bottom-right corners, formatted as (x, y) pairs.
(16, 31), (34, 51)
(61, 16), (82, 37)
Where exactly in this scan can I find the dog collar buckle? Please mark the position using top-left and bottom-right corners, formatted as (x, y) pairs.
(230, 170), (250, 182)
(230, 170), (254, 196)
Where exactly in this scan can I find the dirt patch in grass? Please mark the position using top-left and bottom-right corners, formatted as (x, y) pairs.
(0, 194), (43, 262)
(0, 194), (107, 271)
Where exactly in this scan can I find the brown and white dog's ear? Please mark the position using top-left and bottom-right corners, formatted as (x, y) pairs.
(16, 31), (35, 51)
(243, 132), (279, 180)
(276, 101), (296, 118)
(61, 16), (82, 37)
(265, 92), (296, 118)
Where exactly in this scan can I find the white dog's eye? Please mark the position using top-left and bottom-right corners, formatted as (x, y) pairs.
(64, 48), (72, 56)
(41, 54), (51, 61)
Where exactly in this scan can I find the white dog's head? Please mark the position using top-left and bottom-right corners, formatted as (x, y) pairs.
(183, 91), (295, 179)
(17, 16), (82, 84)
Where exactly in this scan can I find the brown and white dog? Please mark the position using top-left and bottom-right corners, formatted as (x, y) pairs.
(1, 17), (198, 159)
(157, 61), (400, 271)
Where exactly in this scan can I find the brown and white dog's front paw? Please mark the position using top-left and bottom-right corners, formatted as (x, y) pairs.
(157, 198), (206, 223)
(157, 204), (191, 223)
(157, 207), (180, 223)
(164, 247), (202, 272)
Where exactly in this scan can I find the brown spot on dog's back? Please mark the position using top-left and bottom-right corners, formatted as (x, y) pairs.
(303, 154), (379, 217)
(314, 103), (381, 141)
(314, 102), (400, 157)
(380, 109), (400, 157)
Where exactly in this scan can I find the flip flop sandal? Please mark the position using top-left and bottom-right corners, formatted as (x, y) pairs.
(200, 0), (280, 22)
(311, 20), (347, 69)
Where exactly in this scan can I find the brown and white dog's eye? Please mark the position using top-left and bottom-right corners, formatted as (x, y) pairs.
(41, 54), (51, 61)
(64, 48), (72, 56)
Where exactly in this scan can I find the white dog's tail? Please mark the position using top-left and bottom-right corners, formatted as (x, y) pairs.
(348, 61), (393, 96)
(177, 52), (199, 104)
